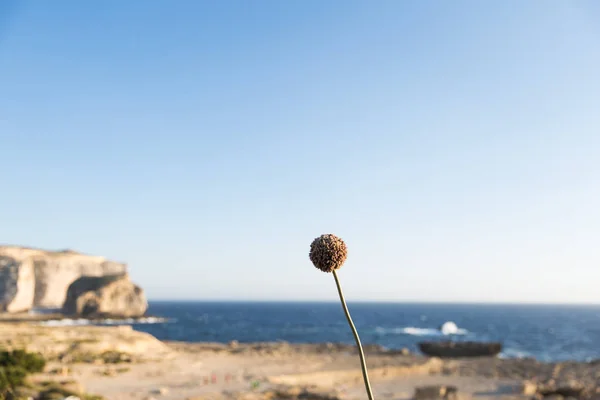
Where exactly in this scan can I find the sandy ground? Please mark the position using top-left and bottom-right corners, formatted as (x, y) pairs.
(35, 343), (528, 400)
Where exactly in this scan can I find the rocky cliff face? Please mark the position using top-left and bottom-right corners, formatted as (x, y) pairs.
(0, 255), (35, 312)
(63, 273), (147, 318)
(0, 246), (128, 312)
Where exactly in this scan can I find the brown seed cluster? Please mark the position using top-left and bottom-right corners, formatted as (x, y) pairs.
(309, 234), (348, 273)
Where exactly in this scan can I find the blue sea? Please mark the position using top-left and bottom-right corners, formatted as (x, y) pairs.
(45, 302), (600, 363)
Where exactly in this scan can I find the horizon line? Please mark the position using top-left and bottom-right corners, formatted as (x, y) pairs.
(146, 299), (600, 306)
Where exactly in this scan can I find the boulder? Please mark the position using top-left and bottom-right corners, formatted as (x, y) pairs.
(0, 246), (127, 311)
(414, 385), (458, 400)
(388, 347), (411, 356)
(63, 273), (147, 318)
(537, 380), (587, 399)
(519, 380), (538, 395)
(0, 323), (172, 362)
(418, 341), (502, 358)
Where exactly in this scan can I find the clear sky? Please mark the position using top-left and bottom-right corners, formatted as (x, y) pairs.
(1, 1), (599, 304)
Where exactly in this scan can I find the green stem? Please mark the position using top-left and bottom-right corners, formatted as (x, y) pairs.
(332, 270), (375, 400)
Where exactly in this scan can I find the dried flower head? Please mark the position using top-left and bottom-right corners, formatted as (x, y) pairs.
(309, 234), (348, 273)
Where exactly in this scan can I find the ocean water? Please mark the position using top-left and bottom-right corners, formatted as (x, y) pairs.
(44, 302), (600, 362)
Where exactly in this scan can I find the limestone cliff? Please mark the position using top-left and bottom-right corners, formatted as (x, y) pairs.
(0, 246), (127, 312)
(63, 273), (147, 318)
(0, 255), (35, 312)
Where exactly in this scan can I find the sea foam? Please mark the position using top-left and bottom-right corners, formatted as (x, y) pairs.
(38, 316), (171, 327)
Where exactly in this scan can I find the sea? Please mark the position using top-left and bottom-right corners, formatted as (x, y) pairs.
(40, 302), (600, 363)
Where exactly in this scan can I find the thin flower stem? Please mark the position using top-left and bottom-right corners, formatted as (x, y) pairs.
(332, 270), (375, 400)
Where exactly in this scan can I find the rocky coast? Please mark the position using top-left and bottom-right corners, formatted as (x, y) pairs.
(0, 246), (146, 318)
(0, 321), (599, 400)
(1, 247), (597, 399)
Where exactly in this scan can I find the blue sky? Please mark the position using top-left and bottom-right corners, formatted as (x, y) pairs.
(1, 1), (599, 303)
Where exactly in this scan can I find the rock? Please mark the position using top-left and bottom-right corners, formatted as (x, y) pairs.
(0, 322), (171, 362)
(389, 347), (411, 356)
(0, 254), (35, 312)
(151, 387), (169, 395)
(445, 389), (458, 400)
(58, 380), (85, 395)
(101, 367), (117, 376)
(297, 388), (343, 400)
(418, 341), (502, 358)
(101, 350), (132, 363)
(0, 246), (127, 311)
(519, 380), (538, 395)
(414, 385), (457, 400)
(361, 344), (386, 353)
(538, 380), (586, 398)
(544, 396), (564, 400)
(49, 366), (71, 376)
(269, 385), (303, 399)
(63, 273), (147, 318)
(441, 365), (458, 376)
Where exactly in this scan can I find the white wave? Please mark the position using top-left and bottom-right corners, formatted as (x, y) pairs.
(137, 316), (172, 324)
(402, 327), (443, 336)
(439, 321), (456, 335)
(375, 324), (468, 337)
(39, 318), (91, 326)
(499, 348), (530, 359)
(39, 316), (171, 327)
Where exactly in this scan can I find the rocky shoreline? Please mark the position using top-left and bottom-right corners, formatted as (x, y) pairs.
(167, 340), (600, 397)
(0, 311), (165, 324)
(1, 320), (598, 400)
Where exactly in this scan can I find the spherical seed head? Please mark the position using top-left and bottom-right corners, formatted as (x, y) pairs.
(309, 234), (348, 273)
